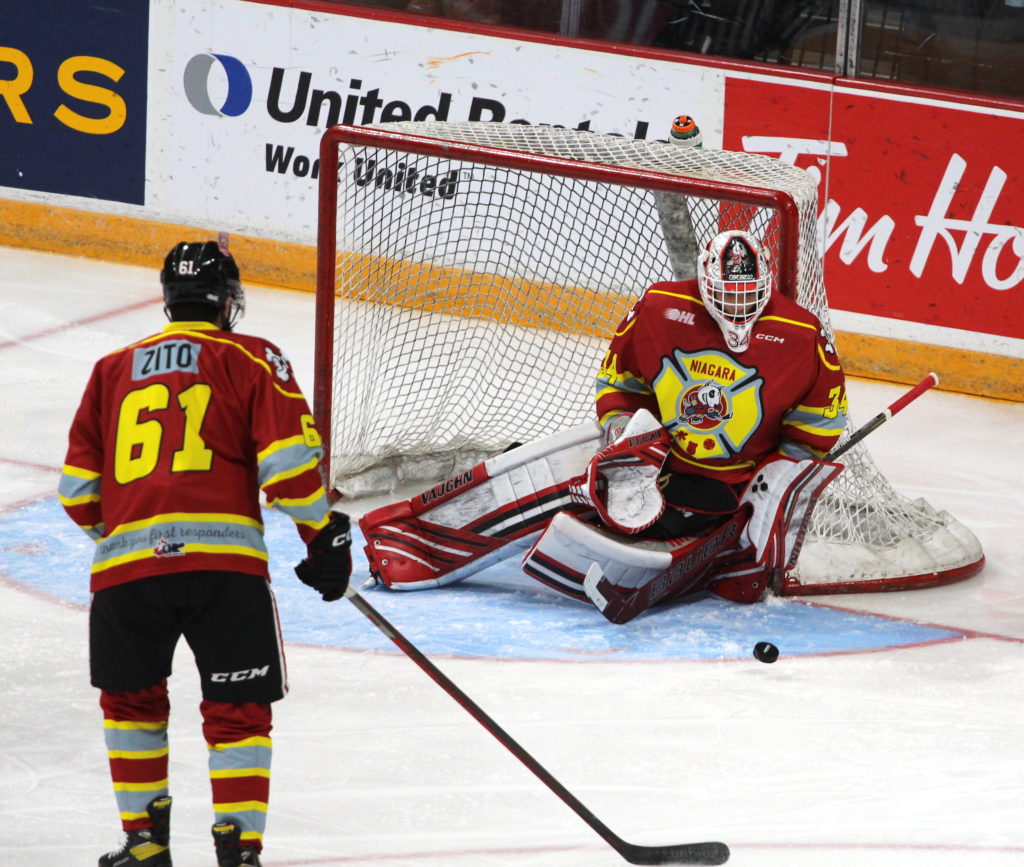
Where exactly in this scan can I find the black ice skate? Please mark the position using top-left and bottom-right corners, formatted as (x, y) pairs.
(99, 795), (172, 867)
(211, 821), (262, 866)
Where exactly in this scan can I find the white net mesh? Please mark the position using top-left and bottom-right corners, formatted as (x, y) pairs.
(320, 121), (982, 591)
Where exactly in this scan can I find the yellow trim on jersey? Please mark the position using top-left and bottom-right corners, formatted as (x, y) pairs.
(61, 464), (101, 480)
(256, 434), (307, 464)
(648, 289), (704, 305)
(104, 512), (264, 538)
(93, 544), (269, 574)
(256, 431), (307, 460)
(183, 543), (269, 559)
(268, 488), (327, 509)
(793, 402), (831, 415)
(151, 323), (307, 399)
(160, 321), (218, 332)
(114, 323), (215, 356)
(596, 353), (648, 392)
(784, 419), (843, 437)
(262, 457), (321, 487)
(779, 443), (829, 459)
(817, 342), (842, 371)
(596, 384), (652, 402)
(613, 315), (638, 338)
(759, 314), (816, 330)
(670, 447), (754, 473)
(59, 491), (100, 506)
(599, 410), (627, 427)
(294, 514), (331, 532)
(209, 767), (272, 779)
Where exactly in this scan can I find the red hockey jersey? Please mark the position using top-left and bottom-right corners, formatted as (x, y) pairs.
(595, 280), (847, 485)
(59, 321), (331, 591)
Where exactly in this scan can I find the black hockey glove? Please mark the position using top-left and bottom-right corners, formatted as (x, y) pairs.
(294, 512), (352, 602)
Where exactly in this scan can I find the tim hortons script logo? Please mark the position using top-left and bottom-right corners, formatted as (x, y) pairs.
(744, 137), (1023, 292)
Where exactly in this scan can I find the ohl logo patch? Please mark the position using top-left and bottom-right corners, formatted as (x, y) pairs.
(653, 349), (763, 459)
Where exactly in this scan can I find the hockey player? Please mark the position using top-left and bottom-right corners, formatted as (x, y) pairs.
(581, 229), (847, 607)
(59, 242), (352, 867)
(359, 229), (847, 621)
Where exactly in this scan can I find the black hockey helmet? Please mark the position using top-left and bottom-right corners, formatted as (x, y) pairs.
(161, 241), (244, 329)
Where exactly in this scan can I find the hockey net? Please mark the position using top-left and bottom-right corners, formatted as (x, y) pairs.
(315, 121), (983, 595)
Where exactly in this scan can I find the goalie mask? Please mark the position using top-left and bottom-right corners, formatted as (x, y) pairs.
(697, 230), (771, 352)
(161, 241), (245, 330)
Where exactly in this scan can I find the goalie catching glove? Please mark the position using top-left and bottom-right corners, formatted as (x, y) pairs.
(569, 408), (671, 534)
(295, 511), (352, 601)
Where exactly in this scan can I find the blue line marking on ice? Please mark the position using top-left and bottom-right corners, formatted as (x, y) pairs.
(5, 498), (963, 661)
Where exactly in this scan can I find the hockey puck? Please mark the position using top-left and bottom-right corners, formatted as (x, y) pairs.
(753, 642), (779, 664)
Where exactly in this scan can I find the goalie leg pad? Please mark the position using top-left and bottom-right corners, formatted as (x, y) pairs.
(737, 454), (844, 572)
(359, 422), (604, 589)
(523, 509), (748, 623)
(707, 555), (770, 604)
(362, 499), (516, 590)
(522, 511), (674, 601)
(699, 455), (843, 603)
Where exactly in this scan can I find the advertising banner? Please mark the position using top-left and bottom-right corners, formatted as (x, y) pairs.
(1, 0), (1019, 365)
(724, 77), (1023, 344)
(0, 0), (149, 204)
(159, 0), (716, 241)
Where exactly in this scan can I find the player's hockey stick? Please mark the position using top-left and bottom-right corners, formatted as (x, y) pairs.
(344, 586), (730, 865)
(826, 372), (939, 460)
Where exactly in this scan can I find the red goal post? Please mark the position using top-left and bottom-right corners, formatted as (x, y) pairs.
(315, 121), (983, 595)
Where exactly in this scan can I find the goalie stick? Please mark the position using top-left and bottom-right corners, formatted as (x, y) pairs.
(774, 372), (941, 591)
(344, 586), (730, 865)
(826, 372), (939, 460)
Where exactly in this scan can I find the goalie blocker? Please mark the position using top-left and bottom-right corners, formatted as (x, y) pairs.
(359, 411), (842, 623)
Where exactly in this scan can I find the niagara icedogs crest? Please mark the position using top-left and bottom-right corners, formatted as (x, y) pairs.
(653, 349), (764, 459)
(681, 382), (732, 426)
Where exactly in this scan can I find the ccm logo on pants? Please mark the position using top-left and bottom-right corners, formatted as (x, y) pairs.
(211, 666), (269, 682)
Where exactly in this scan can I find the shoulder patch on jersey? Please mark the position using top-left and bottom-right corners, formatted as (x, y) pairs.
(264, 346), (292, 382)
(663, 308), (696, 325)
(820, 326), (837, 357)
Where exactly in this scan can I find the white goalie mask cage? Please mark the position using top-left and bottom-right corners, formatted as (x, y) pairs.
(698, 230), (771, 352)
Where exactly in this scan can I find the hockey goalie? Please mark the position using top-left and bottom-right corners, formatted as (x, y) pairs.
(359, 230), (848, 623)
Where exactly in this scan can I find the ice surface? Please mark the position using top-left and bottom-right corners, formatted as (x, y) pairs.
(1, 245), (1022, 866)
